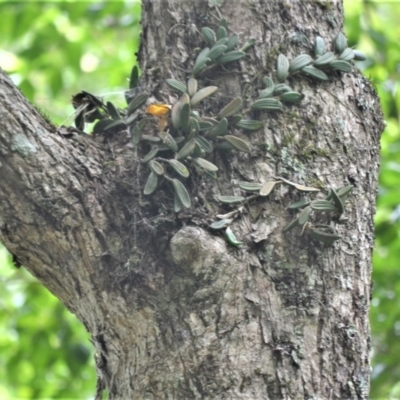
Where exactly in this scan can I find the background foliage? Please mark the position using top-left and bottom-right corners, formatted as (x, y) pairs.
(0, 0), (398, 398)
(0, 1), (140, 398)
(344, 1), (400, 398)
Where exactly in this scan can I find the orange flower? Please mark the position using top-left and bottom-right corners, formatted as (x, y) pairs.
(145, 103), (171, 117)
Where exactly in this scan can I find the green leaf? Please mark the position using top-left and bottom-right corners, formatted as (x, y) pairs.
(338, 48), (355, 61)
(210, 219), (232, 230)
(93, 119), (112, 134)
(289, 54), (313, 73)
(190, 86), (218, 107)
(218, 97), (243, 118)
(103, 119), (127, 132)
(195, 136), (213, 153)
(310, 200), (336, 211)
(207, 44), (228, 61)
(330, 188), (344, 214)
(225, 227), (243, 246)
(198, 121), (215, 131)
(223, 135), (250, 153)
(177, 139), (196, 160)
(217, 195), (245, 204)
(334, 32), (347, 54)
(251, 98), (283, 111)
(238, 182), (263, 192)
(282, 217), (300, 232)
(148, 160), (165, 175)
(172, 179), (191, 208)
(159, 132), (178, 152)
(143, 171), (158, 195)
(226, 34), (239, 51)
(193, 47), (210, 73)
(273, 83), (292, 96)
(207, 118), (228, 138)
(298, 206), (312, 225)
(106, 101), (121, 120)
(127, 92), (149, 114)
(201, 27), (216, 46)
(276, 54), (289, 81)
(179, 103), (191, 133)
(216, 26), (227, 40)
(329, 60), (352, 72)
(130, 127), (145, 148)
(314, 51), (336, 67)
(301, 65), (329, 81)
(314, 36), (326, 56)
(166, 79), (187, 94)
(168, 159), (190, 177)
(353, 50), (366, 61)
(129, 65), (139, 89)
(279, 92), (305, 104)
(174, 191), (182, 212)
(188, 117), (200, 135)
(192, 157), (218, 172)
(287, 198), (310, 209)
(309, 227), (341, 246)
(187, 78), (198, 97)
(217, 50), (246, 64)
(142, 146), (159, 163)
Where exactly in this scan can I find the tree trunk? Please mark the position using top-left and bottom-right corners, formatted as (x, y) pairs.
(0, 1), (383, 399)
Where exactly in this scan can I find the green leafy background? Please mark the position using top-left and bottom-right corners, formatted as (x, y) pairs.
(0, 1), (398, 398)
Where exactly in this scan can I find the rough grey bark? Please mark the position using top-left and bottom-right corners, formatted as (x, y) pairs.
(0, 1), (383, 399)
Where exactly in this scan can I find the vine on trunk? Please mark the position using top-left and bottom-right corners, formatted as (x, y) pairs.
(66, 17), (365, 247)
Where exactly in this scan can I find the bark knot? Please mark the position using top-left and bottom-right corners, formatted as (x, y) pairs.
(170, 226), (226, 274)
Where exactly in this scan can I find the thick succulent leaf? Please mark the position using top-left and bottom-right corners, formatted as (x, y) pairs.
(93, 118), (113, 134)
(168, 159), (190, 177)
(104, 119), (127, 132)
(301, 66), (329, 81)
(142, 146), (159, 162)
(287, 198), (310, 210)
(309, 228), (341, 246)
(201, 27), (216, 46)
(210, 219), (233, 230)
(129, 65), (139, 89)
(207, 118), (228, 138)
(177, 139), (196, 160)
(196, 136), (213, 153)
(127, 92), (149, 114)
(172, 179), (191, 208)
(148, 160), (165, 175)
(223, 135), (250, 153)
(238, 182), (263, 192)
(218, 97), (243, 118)
(236, 119), (263, 131)
(143, 171), (158, 195)
(106, 101), (121, 120)
(217, 50), (246, 64)
(225, 227), (243, 247)
(298, 206), (313, 225)
(192, 157), (218, 172)
(276, 54), (289, 82)
(310, 200), (336, 212)
(190, 86), (218, 107)
(251, 98), (283, 111)
(187, 78), (198, 97)
(166, 79), (187, 94)
(217, 195), (245, 204)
